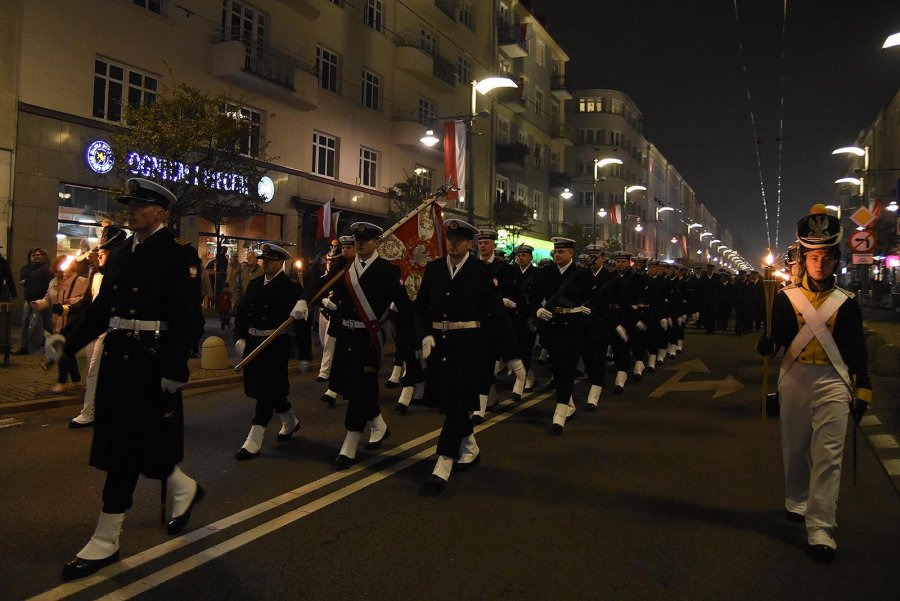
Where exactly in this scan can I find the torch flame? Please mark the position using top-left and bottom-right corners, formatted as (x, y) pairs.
(294, 260), (303, 270)
(765, 251), (774, 266)
(59, 255), (75, 272)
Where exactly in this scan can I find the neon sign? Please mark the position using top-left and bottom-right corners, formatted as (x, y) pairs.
(85, 141), (272, 200)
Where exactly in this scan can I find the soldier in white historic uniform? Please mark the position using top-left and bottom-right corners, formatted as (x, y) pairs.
(756, 204), (871, 562)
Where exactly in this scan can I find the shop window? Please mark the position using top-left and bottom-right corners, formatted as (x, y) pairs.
(56, 184), (118, 257)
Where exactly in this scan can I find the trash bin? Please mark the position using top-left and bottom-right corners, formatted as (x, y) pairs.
(0, 302), (11, 366)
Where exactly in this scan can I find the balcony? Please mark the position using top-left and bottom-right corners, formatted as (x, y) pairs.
(496, 142), (529, 171)
(272, 0), (320, 20)
(550, 74), (573, 100)
(393, 35), (456, 91)
(435, 0), (458, 20)
(497, 87), (527, 114)
(432, 53), (457, 90)
(210, 36), (317, 111)
(498, 25), (528, 58)
(550, 121), (574, 145)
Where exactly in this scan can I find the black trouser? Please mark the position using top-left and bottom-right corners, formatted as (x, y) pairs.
(514, 316), (537, 372)
(436, 407), (474, 459)
(610, 332), (632, 373)
(101, 467), (172, 514)
(251, 396), (291, 426)
(546, 315), (587, 404)
(580, 334), (607, 386)
(334, 329), (381, 432)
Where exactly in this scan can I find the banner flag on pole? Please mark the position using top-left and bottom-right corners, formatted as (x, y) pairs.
(443, 121), (466, 206)
(316, 200), (332, 240)
(378, 204), (446, 300)
(332, 210), (341, 237)
(679, 235), (688, 259)
(609, 204), (621, 225)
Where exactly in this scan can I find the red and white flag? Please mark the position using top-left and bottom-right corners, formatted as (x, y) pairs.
(377, 204), (446, 300)
(316, 200), (333, 240)
(608, 204), (622, 225)
(679, 235), (688, 259)
(443, 121), (466, 206)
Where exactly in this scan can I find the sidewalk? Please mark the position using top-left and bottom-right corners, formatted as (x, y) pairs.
(0, 315), (310, 416)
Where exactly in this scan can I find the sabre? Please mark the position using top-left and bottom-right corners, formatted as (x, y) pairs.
(234, 182), (456, 372)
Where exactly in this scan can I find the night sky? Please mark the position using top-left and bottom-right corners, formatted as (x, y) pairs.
(535, 0), (900, 264)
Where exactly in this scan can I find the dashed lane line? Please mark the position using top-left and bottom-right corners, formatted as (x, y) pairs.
(28, 392), (553, 601)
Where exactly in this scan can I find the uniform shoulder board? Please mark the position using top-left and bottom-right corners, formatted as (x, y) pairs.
(835, 286), (855, 299)
(174, 237), (191, 246)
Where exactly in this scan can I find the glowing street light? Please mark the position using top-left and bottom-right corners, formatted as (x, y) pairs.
(419, 129), (439, 147)
(560, 188), (573, 200)
(882, 32), (900, 49)
(687, 223), (702, 231)
(834, 177), (862, 186)
(832, 146), (866, 157)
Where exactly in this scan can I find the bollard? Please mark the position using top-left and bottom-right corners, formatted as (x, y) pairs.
(200, 336), (229, 370)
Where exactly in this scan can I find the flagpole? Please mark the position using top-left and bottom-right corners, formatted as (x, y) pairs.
(761, 251), (777, 420)
(234, 182), (456, 372)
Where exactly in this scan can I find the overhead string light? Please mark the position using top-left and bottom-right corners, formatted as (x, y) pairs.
(773, 0), (789, 249)
(732, 0), (772, 250)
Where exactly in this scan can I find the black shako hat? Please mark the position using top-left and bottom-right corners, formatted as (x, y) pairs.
(797, 204), (841, 250)
(116, 178), (176, 210)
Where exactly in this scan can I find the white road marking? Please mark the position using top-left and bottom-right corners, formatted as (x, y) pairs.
(859, 414), (881, 427)
(883, 459), (900, 476)
(868, 434), (899, 450)
(28, 392), (552, 601)
(0, 418), (24, 429)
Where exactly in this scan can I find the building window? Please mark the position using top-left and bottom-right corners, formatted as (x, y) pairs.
(417, 96), (435, 126)
(222, 0), (265, 44)
(496, 175), (509, 203)
(456, 57), (471, 84)
(312, 131), (337, 178)
(420, 28), (434, 54)
(550, 150), (560, 172)
(533, 143), (543, 168)
(56, 184), (114, 257)
(532, 191), (543, 220)
(551, 54), (561, 76)
(414, 166), (433, 192)
(516, 183), (527, 204)
(359, 147), (378, 188)
(498, 117), (510, 144)
(499, 57), (511, 74)
(535, 39), (546, 67)
(578, 97), (605, 113)
(610, 131), (623, 147)
(460, 3), (475, 30)
(364, 0), (383, 31)
(534, 87), (544, 117)
(93, 58), (157, 122)
(132, 0), (163, 14)
(611, 98), (624, 114)
(329, 0), (343, 6)
(576, 191), (594, 208)
(223, 103), (262, 157)
(361, 69), (380, 111)
(316, 46), (340, 92)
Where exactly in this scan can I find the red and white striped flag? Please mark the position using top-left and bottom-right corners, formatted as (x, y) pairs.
(316, 200), (332, 240)
(679, 235), (688, 259)
(443, 121), (466, 206)
(608, 204), (622, 225)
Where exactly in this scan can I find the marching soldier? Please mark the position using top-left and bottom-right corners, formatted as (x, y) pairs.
(645, 259), (672, 372)
(53, 178), (205, 580)
(303, 222), (412, 469)
(233, 243), (304, 460)
(581, 243), (617, 410)
(414, 219), (524, 490)
(756, 204), (870, 562)
(509, 244), (540, 394)
(317, 237), (354, 385)
(529, 238), (596, 432)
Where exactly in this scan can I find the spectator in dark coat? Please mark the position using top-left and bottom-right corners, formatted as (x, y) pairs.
(0, 244), (17, 301)
(16, 247), (52, 354)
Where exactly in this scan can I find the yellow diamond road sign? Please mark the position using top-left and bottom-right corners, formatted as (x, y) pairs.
(850, 206), (876, 228)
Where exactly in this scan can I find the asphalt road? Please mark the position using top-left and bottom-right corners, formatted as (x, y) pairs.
(3, 329), (900, 601)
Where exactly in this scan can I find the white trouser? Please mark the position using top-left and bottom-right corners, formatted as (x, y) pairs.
(79, 334), (105, 420)
(319, 331), (336, 376)
(779, 363), (850, 537)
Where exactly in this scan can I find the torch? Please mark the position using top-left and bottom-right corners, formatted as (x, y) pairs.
(761, 250), (777, 420)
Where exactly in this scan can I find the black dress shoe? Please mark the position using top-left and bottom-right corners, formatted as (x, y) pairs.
(319, 393), (336, 407)
(785, 511), (805, 523)
(394, 402), (408, 415)
(365, 429), (390, 450)
(585, 403), (598, 412)
(455, 453), (481, 472)
(276, 422), (301, 442)
(315, 375), (328, 382)
(235, 448), (259, 461)
(62, 551), (119, 581)
(511, 393), (522, 403)
(334, 454), (356, 470)
(633, 373), (643, 382)
(167, 485), (205, 535)
(809, 544), (835, 563)
(384, 380), (400, 389)
(69, 419), (94, 429)
(523, 386), (534, 393)
(613, 385), (624, 394)
(646, 365), (655, 373)
(426, 474), (447, 491)
(13, 348), (29, 356)
(549, 423), (563, 434)
(471, 415), (483, 426)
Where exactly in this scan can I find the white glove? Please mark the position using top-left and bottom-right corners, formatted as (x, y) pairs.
(321, 298), (337, 311)
(660, 318), (669, 330)
(677, 315), (685, 326)
(389, 302), (398, 313)
(44, 333), (65, 366)
(298, 360), (311, 374)
(582, 306), (592, 316)
(502, 298), (517, 309)
(235, 338), (247, 357)
(667, 317), (673, 329)
(636, 320), (647, 331)
(507, 358), (526, 379)
(161, 378), (186, 394)
(691, 312), (699, 322)
(422, 335), (436, 360)
(616, 325), (628, 342)
(291, 299), (309, 320)
(536, 308), (553, 321)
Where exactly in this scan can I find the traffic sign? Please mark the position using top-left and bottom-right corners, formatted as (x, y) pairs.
(850, 206), (876, 228)
(852, 254), (874, 265)
(849, 229), (875, 253)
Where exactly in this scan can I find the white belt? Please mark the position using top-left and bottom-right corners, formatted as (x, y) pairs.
(108, 317), (168, 332)
(631, 304), (651, 310)
(248, 327), (279, 336)
(432, 320), (480, 331)
(342, 319), (368, 329)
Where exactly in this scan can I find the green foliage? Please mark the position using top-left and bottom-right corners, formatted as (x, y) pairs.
(110, 80), (270, 231)
(565, 223), (592, 251)
(491, 199), (532, 246)
(604, 237), (623, 253)
(387, 172), (429, 221)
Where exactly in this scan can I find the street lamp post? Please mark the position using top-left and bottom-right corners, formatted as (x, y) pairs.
(655, 205), (674, 258)
(592, 157), (622, 245)
(622, 184), (646, 247)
